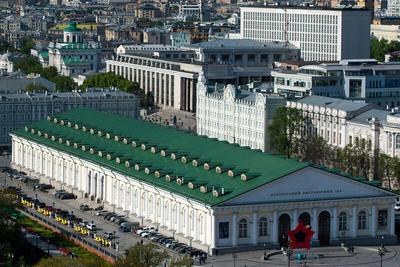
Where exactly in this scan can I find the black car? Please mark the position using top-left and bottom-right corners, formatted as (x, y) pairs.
(79, 204), (90, 211)
(60, 193), (75, 200)
(104, 212), (117, 220)
(118, 225), (132, 232)
(94, 206), (103, 211)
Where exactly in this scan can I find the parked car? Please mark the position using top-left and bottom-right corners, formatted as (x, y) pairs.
(60, 193), (75, 200)
(79, 220), (88, 227)
(36, 184), (53, 191)
(96, 210), (108, 217)
(136, 226), (156, 235)
(79, 204), (90, 211)
(110, 215), (124, 222)
(118, 225), (132, 232)
(150, 234), (164, 242)
(104, 212), (117, 220)
(86, 223), (96, 231)
(94, 206), (103, 211)
(103, 232), (115, 239)
(53, 190), (66, 198)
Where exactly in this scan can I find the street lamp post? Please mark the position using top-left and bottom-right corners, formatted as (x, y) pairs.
(287, 247), (292, 267)
(113, 230), (116, 248)
(378, 248), (385, 267)
(232, 252), (238, 267)
(264, 243), (267, 258)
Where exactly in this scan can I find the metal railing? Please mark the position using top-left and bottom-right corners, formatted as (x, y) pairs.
(20, 208), (119, 260)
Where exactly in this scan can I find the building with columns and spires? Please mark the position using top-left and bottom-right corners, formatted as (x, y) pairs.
(10, 108), (397, 254)
(47, 22), (101, 76)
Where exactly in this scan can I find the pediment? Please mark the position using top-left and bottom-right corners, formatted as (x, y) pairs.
(220, 167), (394, 206)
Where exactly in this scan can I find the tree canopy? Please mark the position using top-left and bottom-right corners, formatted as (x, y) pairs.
(20, 37), (35, 55)
(268, 107), (303, 158)
(370, 37), (400, 62)
(81, 72), (150, 107)
(114, 243), (167, 267)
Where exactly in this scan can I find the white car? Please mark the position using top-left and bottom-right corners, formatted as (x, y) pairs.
(79, 220), (88, 227)
(136, 226), (156, 235)
(86, 223), (96, 230)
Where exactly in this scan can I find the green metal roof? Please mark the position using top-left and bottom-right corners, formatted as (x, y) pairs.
(39, 51), (49, 60)
(13, 108), (388, 206)
(63, 56), (89, 66)
(64, 22), (82, 33)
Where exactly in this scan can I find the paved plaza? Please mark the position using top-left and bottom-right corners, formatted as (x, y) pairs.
(141, 108), (196, 132)
(204, 245), (400, 267)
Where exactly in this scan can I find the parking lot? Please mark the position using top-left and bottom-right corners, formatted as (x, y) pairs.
(0, 167), (207, 264)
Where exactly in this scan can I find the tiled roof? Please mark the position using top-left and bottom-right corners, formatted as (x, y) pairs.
(13, 108), (307, 206)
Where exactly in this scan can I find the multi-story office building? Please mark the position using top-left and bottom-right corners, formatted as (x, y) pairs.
(196, 78), (285, 152)
(107, 40), (299, 112)
(287, 95), (400, 158)
(272, 59), (400, 109)
(0, 89), (139, 148)
(240, 6), (371, 61)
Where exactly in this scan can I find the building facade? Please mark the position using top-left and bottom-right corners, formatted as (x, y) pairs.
(107, 40), (299, 112)
(48, 22), (101, 76)
(240, 7), (371, 61)
(196, 78), (285, 152)
(10, 108), (397, 255)
(287, 95), (400, 158)
(0, 89), (139, 148)
(272, 59), (400, 109)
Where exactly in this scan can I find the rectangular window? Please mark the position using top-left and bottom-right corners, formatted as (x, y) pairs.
(378, 210), (388, 228)
(219, 222), (229, 239)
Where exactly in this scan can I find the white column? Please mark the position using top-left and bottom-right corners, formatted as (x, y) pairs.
(152, 196), (156, 222)
(292, 209), (298, 229)
(232, 213), (237, 246)
(370, 204), (377, 237)
(186, 209), (191, 237)
(312, 208), (318, 241)
(331, 207), (338, 240)
(389, 204), (395, 236)
(177, 204), (181, 233)
(351, 206), (357, 238)
(194, 210), (198, 240)
(272, 211), (278, 243)
(169, 202), (173, 229)
(160, 197), (165, 227)
(251, 212), (258, 245)
(210, 212), (216, 250)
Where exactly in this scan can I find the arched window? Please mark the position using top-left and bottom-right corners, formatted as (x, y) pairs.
(238, 219), (248, 238)
(339, 212), (347, 231)
(358, 211), (367, 230)
(259, 217), (268, 237)
(396, 134), (400, 149)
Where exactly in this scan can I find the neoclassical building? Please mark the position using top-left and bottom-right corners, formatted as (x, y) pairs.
(11, 108), (397, 254)
(287, 95), (400, 158)
(196, 79), (285, 152)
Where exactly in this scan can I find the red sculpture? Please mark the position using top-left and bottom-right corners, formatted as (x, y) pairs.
(288, 222), (315, 249)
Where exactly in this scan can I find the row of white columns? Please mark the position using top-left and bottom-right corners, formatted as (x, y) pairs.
(12, 138), (213, 246)
(228, 205), (395, 247)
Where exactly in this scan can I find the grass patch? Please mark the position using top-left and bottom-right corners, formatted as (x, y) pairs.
(17, 215), (110, 265)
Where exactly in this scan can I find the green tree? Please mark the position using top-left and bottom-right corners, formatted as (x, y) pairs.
(114, 243), (167, 267)
(170, 256), (193, 267)
(14, 56), (42, 74)
(51, 75), (78, 92)
(20, 37), (35, 55)
(370, 37), (400, 61)
(40, 66), (58, 80)
(81, 72), (150, 107)
(268, 107), (303, 158)
(25, 83), (48, 92)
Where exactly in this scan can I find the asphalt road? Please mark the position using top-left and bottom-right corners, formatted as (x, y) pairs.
(0, 171), (176, 259)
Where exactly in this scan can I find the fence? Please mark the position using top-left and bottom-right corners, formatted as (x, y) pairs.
(19, 208), (120, 262)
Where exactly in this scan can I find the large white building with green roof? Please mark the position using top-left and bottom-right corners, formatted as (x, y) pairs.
(48, 22), (101, 76)
(10, 108), (398, 254)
